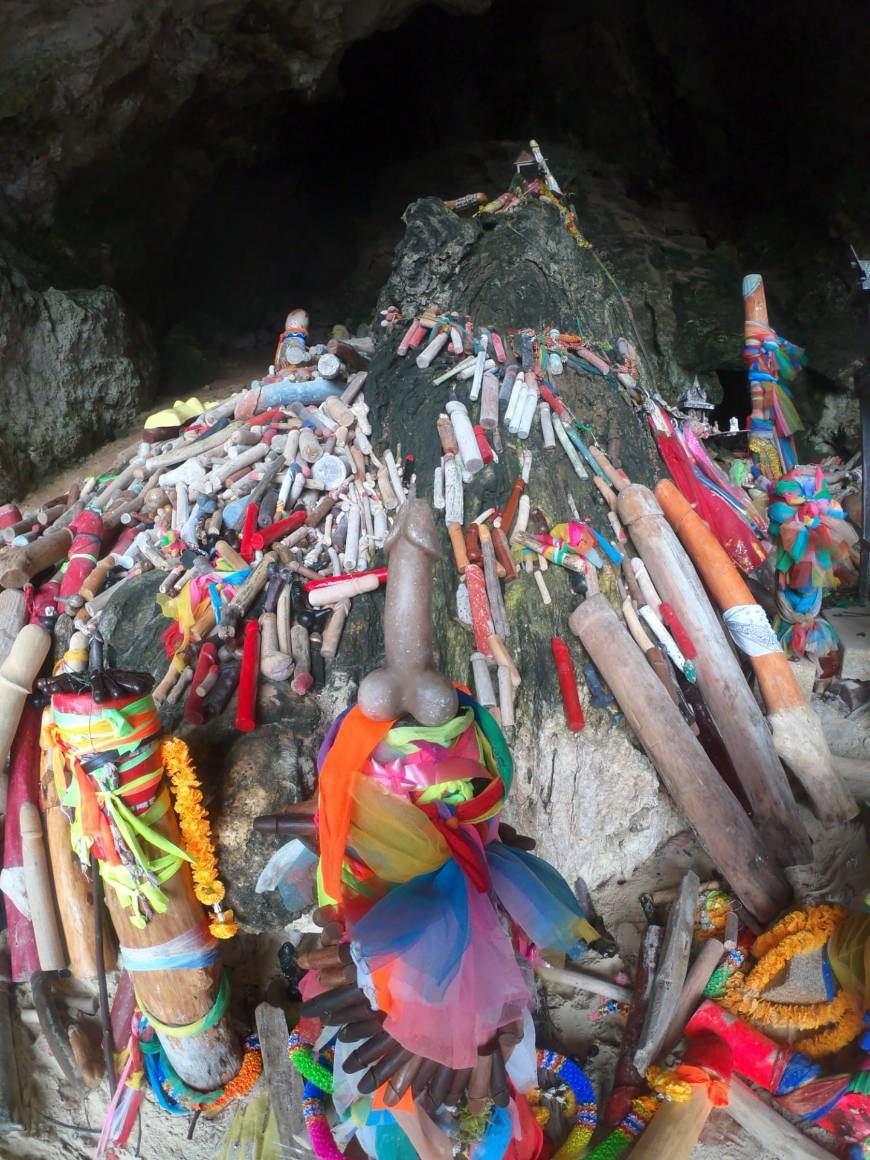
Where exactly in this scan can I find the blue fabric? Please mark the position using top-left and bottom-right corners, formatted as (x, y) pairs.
(352, 859), (472, 991)
(487, 842), (591, 959)
(474, 1105), (513, 1158)
(777, 1051), (821, 1094)
(373, 1118), (418, 1159)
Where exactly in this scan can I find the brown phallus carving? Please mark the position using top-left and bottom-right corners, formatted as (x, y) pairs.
(357, 499), (458, 725)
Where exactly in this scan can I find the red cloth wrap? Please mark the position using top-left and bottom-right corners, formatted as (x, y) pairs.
(28, 579), (60, 625)
(236, 619), (260, 732)
(251, 510), (306, 551)
(59, 509), (104, 597)
(660, 602), (697, 659)
(686, 1000), (795, 1093)
(240, 503), (260, 562)
(465, 564), (494, 655)
(2, 701), (42, 980)
(185, 643), (217, 725)
(473, 425), (495, 464)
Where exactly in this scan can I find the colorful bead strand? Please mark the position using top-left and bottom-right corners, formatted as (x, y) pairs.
(534, 1049), (597, 1158)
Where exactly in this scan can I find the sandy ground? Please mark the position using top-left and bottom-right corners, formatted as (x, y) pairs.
(2, 364), (854, 1159)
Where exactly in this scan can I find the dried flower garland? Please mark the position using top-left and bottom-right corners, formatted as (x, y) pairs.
(719, 903), (860, 1058)
(162, 737), (237, 938)
(798, 1007), (864, 1059)
(751, 905), (845, 960)
(721, 982), (852, 1032)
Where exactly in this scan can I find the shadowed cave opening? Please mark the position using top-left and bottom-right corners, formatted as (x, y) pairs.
(1, 0), (866, 500)
(53, 0), (866, 379)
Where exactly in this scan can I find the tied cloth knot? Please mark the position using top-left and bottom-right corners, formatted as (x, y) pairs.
(647, 1063), (730, 1108)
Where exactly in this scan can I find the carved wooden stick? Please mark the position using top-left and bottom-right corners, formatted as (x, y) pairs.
(633, 871), (699, 1075)
(20, 802), (66, 971)
(0, 592), (26, 669)
(660, 937), (725, 1057)
(569, 596), (789, 923)
(655, 478), (855, 824)
(357, 501), (458, 725)
(726, 1078), (834, 1159)
(0, 527), (73, 588)
(0, 625), (51, 791)
(617, 484), (810, 866)
(42, 730), (115, 978)
(605, 923), (663, 1125)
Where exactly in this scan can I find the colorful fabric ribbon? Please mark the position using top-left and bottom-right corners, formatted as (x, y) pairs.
(742, 319), (805, 478)
(768, 468), (856, 659)
(315, 689), (594, 1076)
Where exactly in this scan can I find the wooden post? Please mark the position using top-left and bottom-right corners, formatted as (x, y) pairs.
(254, 1003), (306, 1154)
(634, 871), (699, 1076)
(40, 730), (115, 979)
(655, 478), (856, 823)
(0, 527), (73, 588)
(51, 690), (240, 1090)
(631, 1080), (713, 1160)
(660, 937), (724, 1057)
(605, 923), (663, 1126)
(20, 802), (66, 971)
(569, 596), (790, 923)
(616, 485), (811, 867)
(102, 823), (239, 1089)
(744, 275), (775, 454)
(0, 625), (51, 803)
(3, 701), (42, 980)
(726, 1078), (835, 1159)
(0, 591), (26, 668)
(632, 1031), (732, 1160)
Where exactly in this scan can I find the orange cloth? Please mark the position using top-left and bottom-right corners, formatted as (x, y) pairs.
(372, 1082), (415, 1115)
(676, 1063), (730, 1107)
(318, 706), (395, 900)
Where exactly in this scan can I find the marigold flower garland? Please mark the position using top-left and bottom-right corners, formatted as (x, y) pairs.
(162, 737), (238, 938)
(751, 904), (845, 961)
(144, 1030), (262, 1113)
(719, 903), (861, 1058)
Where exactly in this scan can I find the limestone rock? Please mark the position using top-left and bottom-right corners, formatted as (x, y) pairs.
(100, 570), (169, 681)
(0, 1), (490, 236)
(99, 567), (326, 929)
(0, 259), (155, 501)
(367, 197), (686, 892)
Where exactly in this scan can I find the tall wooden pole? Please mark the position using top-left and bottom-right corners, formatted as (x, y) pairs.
(50, 690), (240, 1090)
(655, 478), (856, 823)
(617, 485), (811, 866)
(569, 595), (790, 923)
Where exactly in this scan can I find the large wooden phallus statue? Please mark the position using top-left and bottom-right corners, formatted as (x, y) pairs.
(282, 501), (602, 1159)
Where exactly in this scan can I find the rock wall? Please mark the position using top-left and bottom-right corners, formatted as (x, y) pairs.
(96, 196), (691, 929)
(0, 0), (865, 495)
(0, 0), (489, 238)
(0, 259), (155, 500)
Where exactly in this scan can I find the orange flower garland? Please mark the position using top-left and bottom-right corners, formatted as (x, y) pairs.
(162, 738), (238, 938)
(719, 903), (860, 1058)
(751, 904), (845, 960)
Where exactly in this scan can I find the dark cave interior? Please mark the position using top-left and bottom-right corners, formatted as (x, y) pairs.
(37, 0), (867, 374)
(0, 0), (866, 491)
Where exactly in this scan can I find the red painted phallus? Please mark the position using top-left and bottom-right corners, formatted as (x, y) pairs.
(551, 636), (584, 732)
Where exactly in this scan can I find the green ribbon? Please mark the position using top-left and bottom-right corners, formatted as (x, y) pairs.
(386, 708), (474, 753)
(140, 970), (230, 1039)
